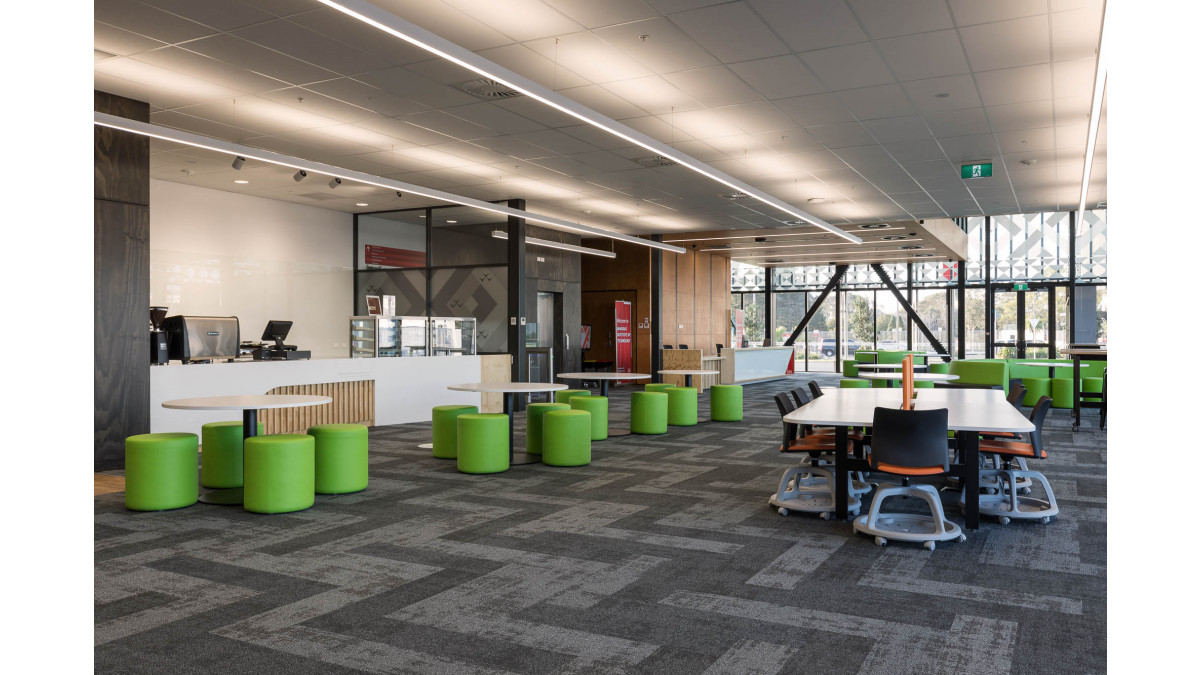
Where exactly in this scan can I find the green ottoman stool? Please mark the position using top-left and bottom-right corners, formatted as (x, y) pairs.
(631, 391), (668, 434)
(457, 413), (509, 474)
(839, 378), (869, 388)
(125, 432), (199, 511)
(1083, 377), (1104, 394)
(710, 385), (743, 422)
(569, 395), (608, 440)
(1050, 378), (1075, 409)
(928, 362), (950, 375)
(1021, 378), (1051, 407)
(542, 409), (592, 466)
(243, 434), (315, 514)
(666, 386), (698, 426)
(644, 383), (676, 394)
(432, 404), (479, 459)
(201, 420), (263, 488)
(526, 402), (570, 454)
(308, 424), (368, 494)
(555, 389), (590, 405)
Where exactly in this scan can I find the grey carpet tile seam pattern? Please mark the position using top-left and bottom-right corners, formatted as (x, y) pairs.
(96, 373), (1106, 674)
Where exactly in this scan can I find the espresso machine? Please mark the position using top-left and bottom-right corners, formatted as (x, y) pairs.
(150, 306), (169, 365)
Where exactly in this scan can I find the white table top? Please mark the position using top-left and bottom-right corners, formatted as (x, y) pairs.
(658, 369), (721, 376)
(1060, 348), (1107, 356)
(447, 382), (568, 393)
(162, 395), (332, 410)
(784, 388), (1033, 433)
(1016, 361), (1068, 367)
(858, 373), (959, 382)
(557, 372), (650, 380)
(856, 363), (928, 370)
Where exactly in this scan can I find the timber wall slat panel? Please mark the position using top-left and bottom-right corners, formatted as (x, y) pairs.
(261, 380), (375, 435)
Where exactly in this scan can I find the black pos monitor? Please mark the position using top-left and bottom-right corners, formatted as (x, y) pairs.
(261, 320), (293, 350)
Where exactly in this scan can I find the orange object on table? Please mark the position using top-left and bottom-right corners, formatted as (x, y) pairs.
(902, 355), (914, 409)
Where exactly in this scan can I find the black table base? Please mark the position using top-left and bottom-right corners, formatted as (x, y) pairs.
(202, 408), (259, 506)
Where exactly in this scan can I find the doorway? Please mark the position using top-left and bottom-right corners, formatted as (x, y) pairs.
(992, 287), (1054, 358)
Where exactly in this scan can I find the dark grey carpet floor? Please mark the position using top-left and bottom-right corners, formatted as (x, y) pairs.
(95, 373), (1106, 674)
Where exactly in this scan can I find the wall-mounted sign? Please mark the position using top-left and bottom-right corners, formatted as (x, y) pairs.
(365, 244), (425, 268)
(581, 324), (592, 350)
(961, 162), (992, 179)
(614, 301), (633, 374)
(1013, 283), (1030, 291)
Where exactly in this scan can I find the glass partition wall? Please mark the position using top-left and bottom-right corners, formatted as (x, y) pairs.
(731, 210), (1107, 372)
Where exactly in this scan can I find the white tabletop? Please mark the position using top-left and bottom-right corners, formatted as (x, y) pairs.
(856, 363), (928, 370)
(858, 372), (959, 382)
(783, 388), (1032, 433)
(162, 395), (332, 410)
(1060, 348), (1107, 356)
(1016, 361), (1067, 367)
(448, 382), (568, 394)
(557, 372), (650, 380)
(658, 369), (721, 376)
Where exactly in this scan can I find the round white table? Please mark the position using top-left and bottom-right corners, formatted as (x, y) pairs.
(1016, 361), (1067, 379)
(161, 394), (332, 504)
(447, 382), (568, 465)
(657, 369), (720, 388)
(856, 362), (928, 372)
(557, 372), (650, 437)
(858, 373), (959, 388)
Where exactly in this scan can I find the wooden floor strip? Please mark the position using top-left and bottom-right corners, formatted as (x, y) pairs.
(95, 474), (125, 496)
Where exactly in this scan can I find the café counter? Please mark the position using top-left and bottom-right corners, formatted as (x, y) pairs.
(718, 346), (794, 385)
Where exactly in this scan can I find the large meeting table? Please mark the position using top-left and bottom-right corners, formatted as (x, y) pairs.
(783, 388), (1033, 529)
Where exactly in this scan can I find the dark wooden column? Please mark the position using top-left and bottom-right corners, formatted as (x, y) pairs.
(650, 235), (663, 381)
(507, 199), (527, 401)
(94, 91), (150, 470)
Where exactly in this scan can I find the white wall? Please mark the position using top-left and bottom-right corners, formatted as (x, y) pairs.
(149, 180), (354, 358)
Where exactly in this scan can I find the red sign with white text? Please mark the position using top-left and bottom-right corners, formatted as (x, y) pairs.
(614, 301), (633, 374)
(365, 244), (425, 268)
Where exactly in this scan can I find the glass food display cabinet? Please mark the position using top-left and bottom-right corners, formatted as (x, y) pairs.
(428, 317), (476, 356)
(349, 316), (428, 357)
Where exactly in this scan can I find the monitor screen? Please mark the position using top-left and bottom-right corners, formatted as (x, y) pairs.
(261, 320), (292, 343)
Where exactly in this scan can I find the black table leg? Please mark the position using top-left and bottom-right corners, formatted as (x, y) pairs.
(200, 409), (257, 505)
(508, 392), (542, 465)
(959, 430), (980, 529)
(1072, 358), (1082, 431)
(835, 426), (849, 520)
(685, 374), (693, 387)
(600, 380), (609, 397)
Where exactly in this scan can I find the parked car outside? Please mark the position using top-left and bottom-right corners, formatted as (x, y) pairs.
(819, 338), (861, 357)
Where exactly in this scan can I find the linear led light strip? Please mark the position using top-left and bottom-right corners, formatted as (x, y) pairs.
(93, 112), (684, 254)
(702, 238), (923, 253)
(312, 0), (861, 245)
(734, 251), (943, 263)
(491, 230), (614, 258)
(1078, 4), (1108, 218)
(665, 227), (904, 244)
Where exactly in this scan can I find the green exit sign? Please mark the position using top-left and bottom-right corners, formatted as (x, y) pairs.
(961, 162), (992, 179)
(1014, 283), (1029, 291)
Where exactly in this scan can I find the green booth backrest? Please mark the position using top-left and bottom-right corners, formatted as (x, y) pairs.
(947, 359), (1009, 394)
(1006, 358), (1105, 380)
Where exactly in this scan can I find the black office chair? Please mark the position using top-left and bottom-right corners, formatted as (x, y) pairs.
(769, 393), (862, 518)
(808, 381), (824, 399)
(679, 344), (689, 349)
(663, 345), (673, 349)
(853, 407), (965, 549)
(968, 396), (1059, 524)
(716, 343), (724, 355)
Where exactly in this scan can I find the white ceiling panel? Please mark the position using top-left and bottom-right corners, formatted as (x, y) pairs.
(95, 21), (167, 56)
(714, 101), (796, 134)
(1054, 123), (1089, 150)
(523, 32), (649, 85)
(257, 87), (382, 125)
(514, 129), (604, 155)
(285, 8), (436, 66)
(938, 134), (1000, 162)
(355, 117), (460, 146)
(662, 66), (763, 108)
(948, 0), (1047, 26)
(995, 127), (1056, 153)
(751, 130), (825, 154)
(847, 0), (953, 39)
(728, 55), (827, 101)
(130, 46), (286, 94)
(669, 2), (790, 63)
(960, 15), (1051, 72)
(924, 107), (991, 138)
(442, 102), (548, 136)
(1051, 4), (1105, 62)
(403, 110), (501, 141)
(876, 29), (971, 81)
(602, 75), (703, 115)
(301, 78), (430, 118)
(1053, 58), (1099, 98)
(806, 122), (875, 149)
(184, 33), (340, 86)
(837, 84), (917, 121)
(883, 140), (947, 163)
(903, 74), (983, 113)
(592, 17), (722, 75)
(800, 43), (896, 91)
(441, 0), (582, 42)
(549, 0), (659, 29)
(559, 84), (648, 121)
(138, 0), (276, 31)
(974, 64), (1053, 106)
(95, 57), (241, 106)
(355, 67), (478, 109)
(986, 99), (1055, 132)
(747, 0), (867, 52)
(95, 0), (219, 44)
(773, 93), (855, 127)
(232, 19), (396, 77)
(861, 116), (932, 144)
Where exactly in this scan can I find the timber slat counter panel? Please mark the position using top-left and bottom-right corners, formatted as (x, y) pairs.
(262, 380), (375, 435)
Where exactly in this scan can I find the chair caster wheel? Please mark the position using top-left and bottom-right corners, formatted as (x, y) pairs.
(777, 507), (789, 516)
(875, 536), (887, 546)
(819, 512), (831, 520)
(924, 541), (936, 551)
(1040, 516), (1051, 524)
(998, 516), (1010, 525)
(850, 509), (859, 517)
(957, 534), (967, 543)
(1018, 487), (1032, 496)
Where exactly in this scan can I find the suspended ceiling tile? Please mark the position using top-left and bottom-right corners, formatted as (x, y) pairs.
(523, 32), (649, 85)
(938, 134), (1000, 162)
(995, 126), (1056, 153)
(559, 84), (648, 120)
(356, 117), (458, 147)
(150, 109), (263, 142)
(662, 66), (764, 108)
(355, 67), (479, 109)
(986, 99), (1055, 132)
(1054, 122), (1088, 150)
(669, 1), (790, 63)
(837, 84), (918, 121)
(94, 57), (240, 108)
(948, 0), (1047, 26)
(95, 20), (167, 56)
(95, 0), (219, 43)
(800, 42), (897, 91)
(592, 16), (722, 74)
(184, 33), (340, 86)
(883, 139), (947, 163)
(441, 0), (582, 42)
(130, 46), (287, 94)
(258, 87), (382, 124)
(233, 19), (396, 77)
(285, 8), (435, 66)
(513, 128), (604, 155)
(774, 93), (856, 127)
(924, 107), (991, 138)
(602, 75), (703, 116)
(714, 101), (798, 134)
(975, 64), (1052, 106)
(860, 115), (931, 144)
(1053, 58), (1099, 98)
(442, 102), (548, 136)
(301, 78), (431, 118)
(876, 29), (971, 81)
(138, 0), (276, 31)
(549, 0), (659, 29)
(903, 74), (983, 113)
(747, 0), (867, 52)
(1053, 96), (1091, 125)
(1051, 4), (1105, 62)
(960, 14), (1051, 72)
(847, 0), (953, 39)
(728, 55), (827, 101)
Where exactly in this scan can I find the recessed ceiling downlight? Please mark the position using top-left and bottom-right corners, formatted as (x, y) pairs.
(859, 223), (889, 229)
(233, 179), (249, 184)
(881, 235), (908, 241)
(899, 245), (924, 250)
(913, 253), (935, 258)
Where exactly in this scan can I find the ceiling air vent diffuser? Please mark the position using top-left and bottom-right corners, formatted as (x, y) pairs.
(459, 78), (523, 100)
(636, 155), (678, 168)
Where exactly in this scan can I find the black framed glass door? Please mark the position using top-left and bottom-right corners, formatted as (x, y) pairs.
(992, 287), (1053, 358)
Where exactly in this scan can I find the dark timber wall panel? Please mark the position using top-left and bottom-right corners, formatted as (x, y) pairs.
(95, 91), (150, 471)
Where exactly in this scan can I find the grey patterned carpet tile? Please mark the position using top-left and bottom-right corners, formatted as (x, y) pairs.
(96, 373), (1106, 674)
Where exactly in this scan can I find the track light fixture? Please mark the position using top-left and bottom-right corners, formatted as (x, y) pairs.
(231, 156), (245, 170)
(329, 177), (341, 189)
(293, 170), (307, 182)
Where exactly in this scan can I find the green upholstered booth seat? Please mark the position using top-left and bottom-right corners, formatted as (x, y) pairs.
(631, 391), (668, 434)
(201, 420), (263, 488)
(914, 379), (934, 389)
(432, 404), (478, 459)
(928, 362), (950, 375)
(644, 383), (676, 393)
(569, 396), (608, 441)
(1021, 378), (1051, 406)
(243, 434), (315, 514)
(945, 359), (1009, 394)
(666, 386), (699, 426)
(125, 432), (199, 511)
(526, 403), (570, 454)
(1082, 377), (1104, 393)
(839, 378), (869, 388)
(555, 389), (590, 405)
(843, 359), (859, 377)
(308, 424), (368, 494)
(456, 413), (509, 474)
(709, 385), (743, 422)
(542, 410), (591, 466)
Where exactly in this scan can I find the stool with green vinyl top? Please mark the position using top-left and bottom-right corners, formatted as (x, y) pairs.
(542, 409), (592, 466)
(124, 432), (199, 511)
(709, 385), (743, 422)
(631, 391), (668, 434)
(243, 434), (315, 514)
(308, 423), (368, 494)
(432, 404), (478, 459)
(457, 413), (509, 474)
(569, 395), (608, 440)
(666, 386), (698, 426)
(644, 383), (676, 394)
(201, 420), (264, 488)
(526, 402), (569, 455)
(555, 389), (590, 405)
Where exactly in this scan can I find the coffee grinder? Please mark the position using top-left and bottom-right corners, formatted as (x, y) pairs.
(150, 306), (170, 365)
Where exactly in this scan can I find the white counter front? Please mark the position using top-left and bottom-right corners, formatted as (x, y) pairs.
(719, 346), (794, 385)
(150, 356), (484, 435)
